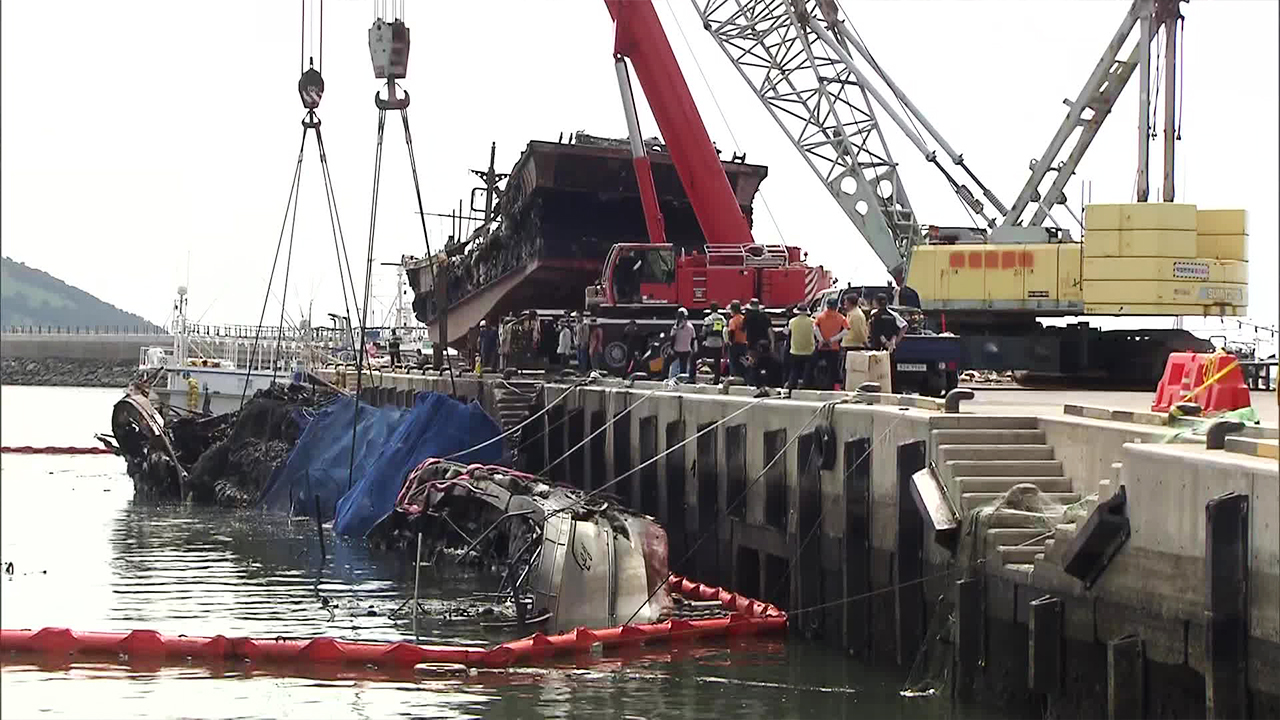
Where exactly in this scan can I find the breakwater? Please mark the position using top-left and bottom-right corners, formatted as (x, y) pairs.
(318, 367), (1279, 718)
(0, 357), (135, 387)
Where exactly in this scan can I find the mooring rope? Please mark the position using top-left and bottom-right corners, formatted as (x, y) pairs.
(554, 394), (771, 521)
(438, 376), (598, 461)
(620, 400), (832, 624)
(537, 387), (661, 476)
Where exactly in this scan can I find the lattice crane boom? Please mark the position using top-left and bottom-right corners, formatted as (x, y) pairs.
(693, 0), (920, 276)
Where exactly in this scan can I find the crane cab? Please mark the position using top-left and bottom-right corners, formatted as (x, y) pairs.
(589, 242), (829, 314)
(595, 243), (677, 308)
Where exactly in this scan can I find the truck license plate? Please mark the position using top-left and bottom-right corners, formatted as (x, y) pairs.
(896, 363), (927, 372)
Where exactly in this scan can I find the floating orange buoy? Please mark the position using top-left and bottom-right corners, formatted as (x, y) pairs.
(0, 575), (784, 673)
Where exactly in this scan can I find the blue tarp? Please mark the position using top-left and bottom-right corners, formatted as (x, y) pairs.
(257, 394), (409, 519)
(332, 392), (505, 538)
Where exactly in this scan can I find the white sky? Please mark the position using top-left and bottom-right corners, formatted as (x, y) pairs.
(2, 0), (1276, 338)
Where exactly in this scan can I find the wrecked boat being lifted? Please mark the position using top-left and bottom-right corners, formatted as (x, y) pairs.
(370, 459), (689, 634)
(101, 379), (337, 505)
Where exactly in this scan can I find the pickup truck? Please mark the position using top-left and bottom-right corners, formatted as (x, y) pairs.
(807, 287), (964, 397)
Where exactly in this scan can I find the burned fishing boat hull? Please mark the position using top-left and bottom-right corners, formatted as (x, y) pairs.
(104, 383), (335, 505)
(403, 134), (768, 344)
(371, 458), (674, 634)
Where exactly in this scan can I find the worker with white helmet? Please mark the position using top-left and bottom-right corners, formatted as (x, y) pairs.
(669, 306), (697, 380)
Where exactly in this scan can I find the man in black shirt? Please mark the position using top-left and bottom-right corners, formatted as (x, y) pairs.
(388, 332), (403, 367)
(743, 298), (773, 346)
(867, 294), (903, 351)
(742, 299), (776, 387)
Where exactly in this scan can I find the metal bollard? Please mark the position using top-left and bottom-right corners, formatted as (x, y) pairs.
(1205, 420), (1246, 450)
(944, 388), (975, 414)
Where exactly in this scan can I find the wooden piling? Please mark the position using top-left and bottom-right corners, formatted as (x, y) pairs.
(1107, 635), (1144, 720)
(1204, 492), (1250, 720)
(843, 437), (872, 658)
(955, 576), (983, 702)
(1029, 595), (1063, 696)
(795, 431), (823, 635)
(895, 440), (927, 666)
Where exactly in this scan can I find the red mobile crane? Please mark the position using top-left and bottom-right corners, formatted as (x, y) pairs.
(586, 0), (830, 314)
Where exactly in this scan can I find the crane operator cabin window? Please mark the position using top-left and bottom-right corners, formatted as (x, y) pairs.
(637, 247), (676, 285)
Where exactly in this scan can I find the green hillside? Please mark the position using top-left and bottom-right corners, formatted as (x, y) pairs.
(1, 256), (160, 330)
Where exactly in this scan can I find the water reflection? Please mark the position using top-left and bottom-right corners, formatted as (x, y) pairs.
(1, 386), (989, 719)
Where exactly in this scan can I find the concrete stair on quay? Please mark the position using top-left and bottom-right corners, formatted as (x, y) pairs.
(492, 380), (543, 461)
(933, 417), (1082, 576)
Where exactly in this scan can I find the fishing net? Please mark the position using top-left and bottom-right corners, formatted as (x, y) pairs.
(900, 483), (1099, 698)
(183, 384), (335, 507)
(1159, 406), (1262, 443)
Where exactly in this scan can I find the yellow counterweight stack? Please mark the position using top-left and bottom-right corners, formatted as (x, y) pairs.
(1079, 203), (1249, 316)
(907, 242), (1082, 310)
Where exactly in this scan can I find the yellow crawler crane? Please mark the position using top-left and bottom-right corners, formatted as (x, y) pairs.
(698, 0), (1247, 385)
(908, 204), (1250, 316)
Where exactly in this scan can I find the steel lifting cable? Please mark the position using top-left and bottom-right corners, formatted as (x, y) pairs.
(240, 132), (307, 411)
(1175, 15), (1184, 141)
(314, 122), (362, 355)
(397, 109), (433, 258)
(620, 400), (830, 624)
(661, 0), (787, 245)
(271, 144), (306, 384)
(347, 108), (388, 491)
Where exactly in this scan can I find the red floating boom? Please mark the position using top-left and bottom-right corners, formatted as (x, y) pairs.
(0, 575), (784, 672)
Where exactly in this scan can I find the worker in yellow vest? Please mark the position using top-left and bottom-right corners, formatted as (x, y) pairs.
(786, 304), (818, 390)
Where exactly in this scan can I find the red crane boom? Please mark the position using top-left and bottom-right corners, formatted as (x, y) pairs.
(605, 0), (754, 247)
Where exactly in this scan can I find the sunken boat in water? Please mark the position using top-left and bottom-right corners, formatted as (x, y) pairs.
(402, 133), (768, 343)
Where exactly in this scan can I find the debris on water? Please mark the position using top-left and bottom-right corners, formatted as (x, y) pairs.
(899, 688), (937, 698)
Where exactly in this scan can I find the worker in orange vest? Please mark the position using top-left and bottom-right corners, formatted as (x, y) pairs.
(813, 296), (849, 389)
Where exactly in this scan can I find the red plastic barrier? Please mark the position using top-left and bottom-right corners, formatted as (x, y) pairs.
(0, 575), (785, 673)
(1151, 352), (1199, 412)
(0, 446), (113, 455)
(1152, 351), (1252, 415)
(1181, 352), (1251, 415)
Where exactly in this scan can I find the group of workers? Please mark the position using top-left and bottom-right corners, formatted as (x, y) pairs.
(471, 288), (907, 390)
(783, 291), (905, 391)
(482, 310), (607, 372)
(645, 289), (906, 390)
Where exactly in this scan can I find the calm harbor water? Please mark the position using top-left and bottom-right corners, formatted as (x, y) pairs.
(1, 385), (990, 719)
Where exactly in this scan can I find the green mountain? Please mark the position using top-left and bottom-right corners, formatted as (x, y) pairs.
(1, 256), (160, 330)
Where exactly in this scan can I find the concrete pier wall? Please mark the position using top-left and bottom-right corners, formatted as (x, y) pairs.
(315, 368), (1278, 715)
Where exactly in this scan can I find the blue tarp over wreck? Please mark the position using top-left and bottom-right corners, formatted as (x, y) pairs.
(256, 391), (505, 538)
(332, 392), (505, 538)
(256, 394), (408, 520)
